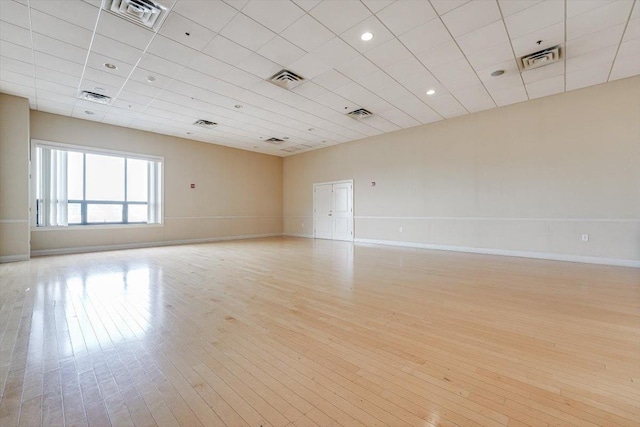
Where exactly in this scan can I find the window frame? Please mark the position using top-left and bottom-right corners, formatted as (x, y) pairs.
(31, 139), (164, 230)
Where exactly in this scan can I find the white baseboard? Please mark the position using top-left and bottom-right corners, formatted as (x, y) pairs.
(31, 233), (282, 257)
(354, 238), (640, 268)
(283, 233), (314, 238)
(0, 254), (30, 263)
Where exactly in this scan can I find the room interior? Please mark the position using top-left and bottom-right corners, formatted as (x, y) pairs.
(0, 0), (639, 426)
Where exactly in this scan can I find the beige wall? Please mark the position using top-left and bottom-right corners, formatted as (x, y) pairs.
(30, 111), (283, 254)
(0, 93), (30, 261)
(284, 76), (640, 264)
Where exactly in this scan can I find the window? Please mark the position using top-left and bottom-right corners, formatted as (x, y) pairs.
(34, 142), (162, 227)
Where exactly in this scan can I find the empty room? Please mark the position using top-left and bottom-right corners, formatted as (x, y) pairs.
(1, 0), (639, 426)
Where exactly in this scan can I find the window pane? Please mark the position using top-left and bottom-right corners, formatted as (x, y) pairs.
(86, 154), (124, 201)
(68, 203), (82, 224)
(67, 151), (84, 200)
(87, 204), (123, 223)
(127, 159), (148, 202)
(128, 204), (148, 222)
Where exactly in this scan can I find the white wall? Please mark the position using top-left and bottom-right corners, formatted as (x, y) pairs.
(29, 111), (283, 255)
(283, 77), (640, 266)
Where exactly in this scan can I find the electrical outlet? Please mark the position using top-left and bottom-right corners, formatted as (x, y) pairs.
(581, 234), (589, 242)
(399, 226), (403, 232)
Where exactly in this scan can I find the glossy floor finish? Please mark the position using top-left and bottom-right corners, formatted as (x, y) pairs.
(0, 237), (639, 427)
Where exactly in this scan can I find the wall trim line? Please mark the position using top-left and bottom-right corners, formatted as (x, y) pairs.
(31, 233), (282, 257)
(283, 233), (314, 238)
(353, 238), (640, 268)
(0, 254), (30, 263)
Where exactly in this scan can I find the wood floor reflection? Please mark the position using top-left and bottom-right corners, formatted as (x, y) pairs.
(1, 237), (638, 426)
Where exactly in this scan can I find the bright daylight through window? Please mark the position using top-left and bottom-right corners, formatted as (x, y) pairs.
(34, 143), (162, 227)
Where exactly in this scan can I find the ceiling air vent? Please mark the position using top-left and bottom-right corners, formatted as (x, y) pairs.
(79, 90), (112, 105)
(347, 108), (373, 120)
(265, 137), (285, 144)
(268, 69), (305, 90)
(103, 0), (168, 30)
(193, 119), (217, 128)
(519, 45), (562, 71)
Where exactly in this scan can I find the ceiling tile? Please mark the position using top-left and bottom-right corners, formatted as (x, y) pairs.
(30, 10), (93, 49)
(309, 0), (371, 34)
(399, 18), (451, 55)
(220, 67), (263, 88)
(137, 53), (184, 78)
(312, 37), (361, 68)
(241, 0), (305, 33)
(257, 36), (306, 66)
(498, 0), (543, 17)
(340, 15), (395, 53)
(623, 17), (640, 42)
(521, 60), (564, 84)
(453, 84), (495, 112)
(0, 21), (31, 48)
(504, 0), (564, 40)
(202, 36), (253, 66)
(0, 0), (30, 29)
(34, 51), (83, 77)
(335, 55), (378, 81)
(32, 33), (87, 65)
(431, 57), (480, 92)
(566, 23), (626, 59)
(430, 0), (469, 16)
(416, 39), (464, 70)
(566, 0), (617, 18)
(2, 40), (34, 63)
(566, 45), (617, 73)
(122, 79), (165, 98)
(384, 57), (440, 92)
(525, 74), (564, 99)
(375, 1), (438, 36)
(617, 37), (640, 59)
(176, 67), (219, 90)
(489, 84), (528, 106)
(219, 12), (277, 51)
(86, 52), (134, 78)
(466, 42), (514, 71)
(35, 66), (79, 87)
(457, 20), (510, 56)
(236, 53), (281, 78)
(356, 69), (396, 92)
(364, 38), (412, 69)
(287, 53), (332, 79)
(361, 0), (394, 14)
(293, 0), (321, 11)
(82, 67), (127, 89)
(189, 53), (235, 79)
(280, 14), (334, 52)
(510, 22), (564, 57)
(567, 1), (633, 41)
(423, 93), (467, 118)
(90, 35), (144, 66)
(609, 52), (640, 81)
(173, 0), (238, 32)
(158, 12), (216, 51)
(1, 56), (33, 77)
(441, 0), (501, 37)
(29, 0), (99, 30)
(146, 35), (200, 65)
(95, 12), (154, 50)
(312, 69), (352, 91)
(566, 63), (610, 90)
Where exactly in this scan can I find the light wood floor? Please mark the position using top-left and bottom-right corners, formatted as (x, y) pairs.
(0, 237), (639, 427)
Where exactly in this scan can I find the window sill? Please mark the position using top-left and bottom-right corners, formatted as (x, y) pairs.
(32, 223), (164, 231)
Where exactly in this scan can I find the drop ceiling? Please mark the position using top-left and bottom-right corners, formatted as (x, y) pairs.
(0, 0), (638, 157)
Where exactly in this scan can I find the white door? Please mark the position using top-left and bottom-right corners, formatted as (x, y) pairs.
(313, 181), (353, 241)
(314, 184), (333, 239)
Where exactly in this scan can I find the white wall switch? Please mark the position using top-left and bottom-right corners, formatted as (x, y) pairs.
(582, 234), (589, 242)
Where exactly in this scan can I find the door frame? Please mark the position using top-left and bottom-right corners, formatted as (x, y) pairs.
(313, 179), (354, 241)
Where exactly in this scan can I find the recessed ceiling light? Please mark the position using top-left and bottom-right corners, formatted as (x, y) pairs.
(84, 110), (94, 115)
(491, 70), (505, 77)
(146, 75), (156, 82)
(104, 63), (117, 70)
(361, 32), (374, 41)
(426, 89), (436, 95)
(234, 104), (242, 109)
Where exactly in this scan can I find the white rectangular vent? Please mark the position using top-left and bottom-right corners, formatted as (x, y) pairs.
(347, 108), (373, 120)
(268, 69), (305, 90)
(265, 137), (285, 144)
(520, 45), (562, 71)
(79, 90), (112, 105)
(104, 0), (167, 30)
(193, 119), (217, 128)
